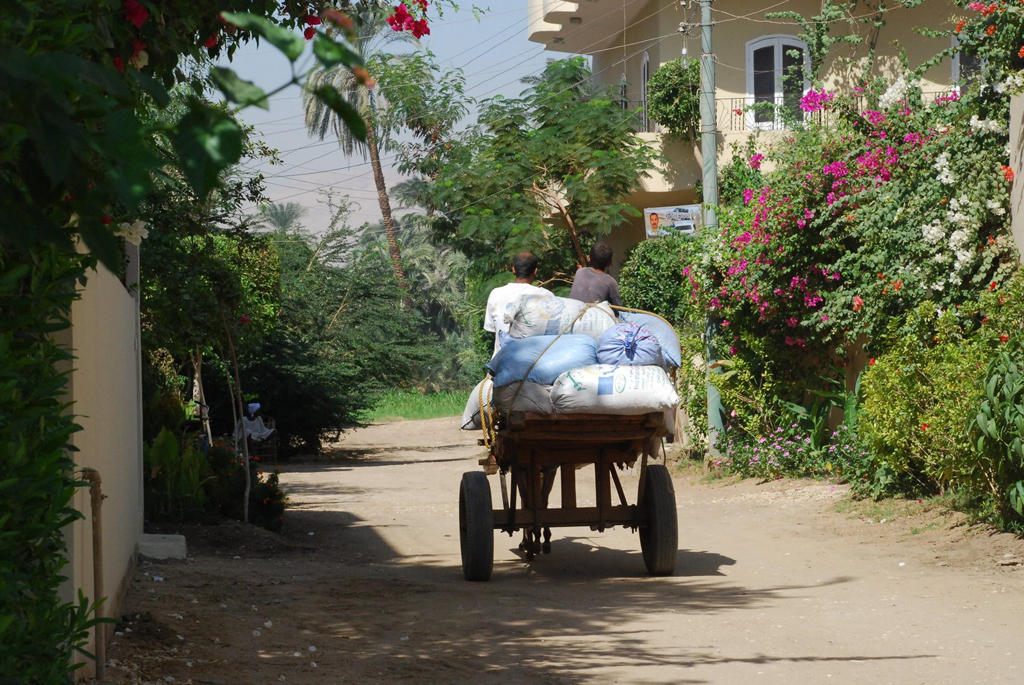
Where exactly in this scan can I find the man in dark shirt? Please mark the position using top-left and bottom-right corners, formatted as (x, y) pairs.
(569, 243), (621, 306)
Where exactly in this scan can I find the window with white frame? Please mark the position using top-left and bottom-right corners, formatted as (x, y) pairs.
(745, 35), (809, 130)
(641, 51), (651, 132)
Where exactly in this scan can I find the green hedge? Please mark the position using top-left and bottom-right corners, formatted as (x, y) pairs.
(0, 247), (100, 678)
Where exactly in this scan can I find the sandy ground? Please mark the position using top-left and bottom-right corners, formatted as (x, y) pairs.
(102, 417), (1024, 685)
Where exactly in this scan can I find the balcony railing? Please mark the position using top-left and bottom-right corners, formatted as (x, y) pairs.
(618, 91), (958, 136)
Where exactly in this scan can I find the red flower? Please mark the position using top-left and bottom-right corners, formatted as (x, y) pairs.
(986, 24), (997, 36)
(732, 108), (743, 116)
(1002, 165), (1015, 182)
(989, 281), (998, 290)
(101, 215), (112, 225)
(1018, 45), (1024, 58)
(305, 15), (322, 26)
(387, 3), (413, 31)
(852, 295), (864, 312)
(955, 20), (966, 33)
(124, 0), (149, 29)
(204, 34), (218, 48)
(1000, 334), (1010, 343)
(304, 26), (316, 40)
(921, 424), (929, 431)
(410, 18), (430, 38)
(869, 358), (876, 365)
(239, 314), (251, 324)
(113, 56), (125, 72)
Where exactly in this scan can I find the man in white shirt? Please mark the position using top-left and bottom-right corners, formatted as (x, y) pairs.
(484, 252), (549, 356)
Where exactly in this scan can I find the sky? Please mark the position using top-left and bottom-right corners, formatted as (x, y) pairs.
(220, 1), (553, 232)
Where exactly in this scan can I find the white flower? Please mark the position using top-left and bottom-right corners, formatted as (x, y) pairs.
(879, 76), (911, 109)
(115, 219), (149, 245)
(986, 199), (1006, 217)
(934, 152), (955, 185)
(948, 229), (969, 250)
(921, 221), (944, 244)
(931, 281), (945, 291)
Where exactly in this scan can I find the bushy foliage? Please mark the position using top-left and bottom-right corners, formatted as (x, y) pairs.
(646, 57), (700, 139)
(619, 237), (699, 325)
(686, 84), (1017, 357)
(859, 270), (1024, 520)
(0, 246), (102, 678)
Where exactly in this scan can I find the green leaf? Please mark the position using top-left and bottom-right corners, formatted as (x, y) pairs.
(312, 36), (361, 68)
(220, 12), (305, 61)
(169, 104), (244, 197)
(312, 86), (366, 140)
(130, 69), (171, 107)
(210, 67), (269, 109)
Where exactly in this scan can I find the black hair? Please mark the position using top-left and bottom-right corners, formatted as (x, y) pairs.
(589, 243), (613, 270)
(512, 252), (539, 279)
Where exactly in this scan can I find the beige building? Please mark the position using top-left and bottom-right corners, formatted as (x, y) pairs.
(55, 242), (145, 679)
(528, 0), (971, 269)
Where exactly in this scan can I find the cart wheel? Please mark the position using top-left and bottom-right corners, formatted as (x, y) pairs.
(459, 471), (494, 581)
(638, 464), (678, 576)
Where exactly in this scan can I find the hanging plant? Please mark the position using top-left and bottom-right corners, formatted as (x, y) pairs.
(646, 57), (701, 140)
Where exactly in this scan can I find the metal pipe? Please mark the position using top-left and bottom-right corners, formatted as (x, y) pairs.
(81, 468), (105, 678)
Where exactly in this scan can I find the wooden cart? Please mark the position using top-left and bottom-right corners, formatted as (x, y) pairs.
(459, 411), (678, 581)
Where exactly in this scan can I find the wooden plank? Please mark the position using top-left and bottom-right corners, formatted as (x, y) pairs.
(493, 505), (641, 528)
(596, 461), (612, 510)
(499, 430), (656, 443)
(560, 463), (577, 509)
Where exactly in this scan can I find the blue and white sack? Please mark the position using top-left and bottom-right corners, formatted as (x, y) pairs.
(596, 322), (663, 367)
(486, 333), (598, 387)
(550, 364), (679, 415)
(617, 312), (681, 368)
(570, 301), (618, 340)
(507, 293), (585, 338)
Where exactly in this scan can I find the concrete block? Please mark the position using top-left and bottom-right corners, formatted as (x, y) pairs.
(139, 533), (187, 560)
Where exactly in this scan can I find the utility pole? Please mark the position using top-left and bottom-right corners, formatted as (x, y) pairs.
(698, 0), (725, 456)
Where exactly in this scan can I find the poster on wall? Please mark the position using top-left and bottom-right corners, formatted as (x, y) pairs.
(644, 205), (701, 238)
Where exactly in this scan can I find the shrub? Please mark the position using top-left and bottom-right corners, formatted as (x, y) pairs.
(619, 236), (702, 326)
(859, 269), (1024, 516)
(143, 428), (211, 522)
(974, 342), (1024, 528)
(204, 442), (287, 532)
(646, 57), (700, 139)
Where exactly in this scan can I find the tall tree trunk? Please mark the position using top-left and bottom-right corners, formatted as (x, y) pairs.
(365, 110), (408, 291)
(220, 309), (251, 525)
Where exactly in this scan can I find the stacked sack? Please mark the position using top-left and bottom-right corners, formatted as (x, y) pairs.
(461, 292), (681, 429)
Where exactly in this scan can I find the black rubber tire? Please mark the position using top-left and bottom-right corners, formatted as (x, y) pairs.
(459, 471), (494, 581)
(639, 464), (678, 576)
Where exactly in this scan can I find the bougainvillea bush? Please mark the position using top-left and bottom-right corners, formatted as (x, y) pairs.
(688, 83), (1017, 356)
(686, 77), (1019, 442)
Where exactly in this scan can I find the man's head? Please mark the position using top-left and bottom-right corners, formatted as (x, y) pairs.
(512, 252), (539, 281)
(649, 212), (660, 232)
(589, 243), (614, 271)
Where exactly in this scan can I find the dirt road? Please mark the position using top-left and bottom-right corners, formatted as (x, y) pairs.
(105, 417), (1024, 684)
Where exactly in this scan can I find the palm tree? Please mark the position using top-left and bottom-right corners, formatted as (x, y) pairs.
(259, 202), (307, 234)
(303, 4), (413, 289)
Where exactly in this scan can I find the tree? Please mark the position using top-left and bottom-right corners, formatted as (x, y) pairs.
(303, 3), (415, 288)
(429, 57), (658, 279)
(259, 201), (308, 234)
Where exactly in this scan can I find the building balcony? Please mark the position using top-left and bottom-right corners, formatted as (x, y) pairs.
(527, 0), (651, 54)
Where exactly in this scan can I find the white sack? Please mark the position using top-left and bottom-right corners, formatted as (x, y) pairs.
(507, 293), (586, 338)
(461, 378), (493, 430)
(571, 301), (618, 340)
(493, 381), (554, 415)
(550, 364), (679, 415)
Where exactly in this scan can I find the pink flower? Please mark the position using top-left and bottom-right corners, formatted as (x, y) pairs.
(799, 89), (835, 113)
(861, 110), (886, 126)
(742, 188), (755, 204)
(852, 295), (864, 311)
(749, 154), (765, 170)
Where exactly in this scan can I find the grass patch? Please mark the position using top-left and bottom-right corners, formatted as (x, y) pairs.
(363, 389), (469, 423)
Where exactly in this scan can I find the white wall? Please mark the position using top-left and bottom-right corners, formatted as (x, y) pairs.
(61, 243), (144, 679)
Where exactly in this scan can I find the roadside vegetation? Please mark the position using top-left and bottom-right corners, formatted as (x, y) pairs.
(627, 0), (1024, 534)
